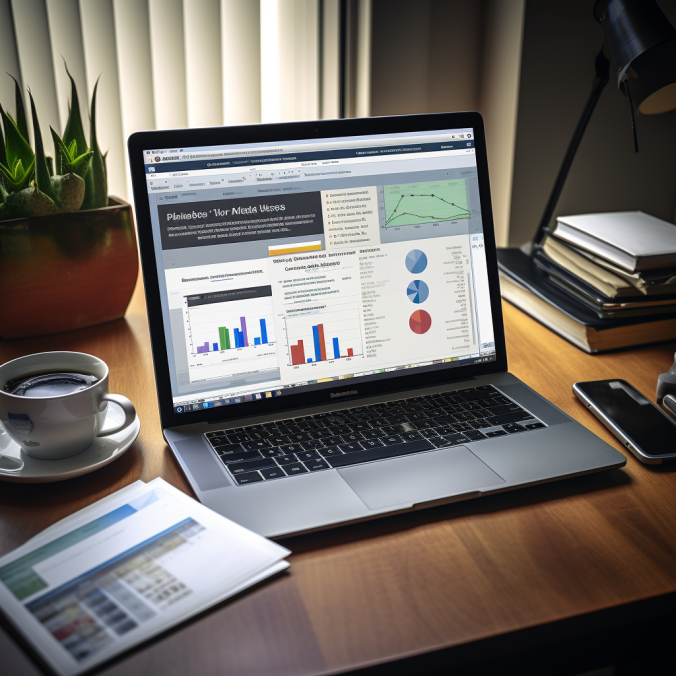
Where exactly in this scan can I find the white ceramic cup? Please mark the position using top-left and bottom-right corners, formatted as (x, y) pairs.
(0, 351), (136, 460)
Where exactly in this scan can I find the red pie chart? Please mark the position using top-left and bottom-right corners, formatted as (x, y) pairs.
(409, 309), (432, 334)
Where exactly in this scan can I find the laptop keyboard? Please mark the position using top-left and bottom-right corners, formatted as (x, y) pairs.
(205, 386), (546, 486)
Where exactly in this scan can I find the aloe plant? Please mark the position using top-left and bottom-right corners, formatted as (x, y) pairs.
(0, 65), (108, 220)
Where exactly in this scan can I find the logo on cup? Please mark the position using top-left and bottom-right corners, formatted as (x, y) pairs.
(23, 440), (40, 447)
(8, 413), (34, 434)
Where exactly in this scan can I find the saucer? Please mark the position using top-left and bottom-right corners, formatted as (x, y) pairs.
(0, 402), (140, 483)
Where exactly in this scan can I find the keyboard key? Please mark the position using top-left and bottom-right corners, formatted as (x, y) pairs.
(339, 442), (365, 454)
(361, 438), (385, 450)
(205, 431), (223, 438)
(242, 439), (273, 451)
(296, 450), (321, 461)
(227, 458), (277, 474)
(260, 447), (286, 458)
(327, 439), (434, 468)
(453, 423), (473, 431)
(226, 432), (252, 444)
(261, 467), (286, 480)
(319, 446), (344, 457)
(349, 422), (372, 432)
(248, 429), (275, 440)
(210, 437), (237, 448)
(303, 459), (330, 472)
(286, 432), (312, 442)
(362, 428), (388, 439)
(324, 435), (346, 446)
(453, 411), (476, 422)
(483, 404), (523, 417)
(437, 433), (469, 447)
(463, 430), (487, 441)
(485, 412), (532, 425)
(486, 430), (508, 438)
(525, 422), (546, 430)
(382, 435), (403, 445)
(276, 454), (299, 465)
(279, 443), (304, 454)
(300, 440), (325, 450)
(284, 462), (309, 475)
(420, 428), (440, 437)
(504, 424), (526, 433)
(342, 432), (365, 443)
(381, 425), (406, 435)
(234, 472), (264, 485)
(461, 401), (486, 411)
(212, 443), (245, 455)
(471, 419), (491, 429)
(218, 450), (262, 463)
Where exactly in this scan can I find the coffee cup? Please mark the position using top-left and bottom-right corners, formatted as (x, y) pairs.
(0, 352), (136, 460)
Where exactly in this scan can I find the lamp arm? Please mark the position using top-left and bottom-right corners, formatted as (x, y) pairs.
(531, 47), (610, 251)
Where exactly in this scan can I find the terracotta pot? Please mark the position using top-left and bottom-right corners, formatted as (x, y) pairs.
(0, 197), (139, 339)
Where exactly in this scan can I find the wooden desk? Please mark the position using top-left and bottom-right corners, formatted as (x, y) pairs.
(1, 282), (675, 676)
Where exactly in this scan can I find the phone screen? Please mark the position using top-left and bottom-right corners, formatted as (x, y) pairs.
(576, 380), (676, 456)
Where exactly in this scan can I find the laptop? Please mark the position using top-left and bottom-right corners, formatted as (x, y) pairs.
(128, 112), (626, 538)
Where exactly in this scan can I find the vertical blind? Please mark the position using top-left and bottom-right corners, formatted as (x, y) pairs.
(0, 0), (368, 202)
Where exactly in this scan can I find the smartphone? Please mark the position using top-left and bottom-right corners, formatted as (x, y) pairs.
(573, 379), (676, 464)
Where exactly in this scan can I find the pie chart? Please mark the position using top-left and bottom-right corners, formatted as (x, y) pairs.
(409, 309), (432, 334)
(405, 249), (428, 274)
(407, 279), (429, 304)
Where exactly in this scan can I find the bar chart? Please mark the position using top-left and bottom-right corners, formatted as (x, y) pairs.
(185, 286), (275, 356)
(195, 317), (270, 353)
(285, 304), (363, 366)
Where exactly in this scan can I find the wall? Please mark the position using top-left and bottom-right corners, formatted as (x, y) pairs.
(509, 0), (676, 246)
(369, 0), (525, 246)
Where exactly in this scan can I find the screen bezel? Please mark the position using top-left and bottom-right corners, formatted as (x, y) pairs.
(128, 111), (508, 430)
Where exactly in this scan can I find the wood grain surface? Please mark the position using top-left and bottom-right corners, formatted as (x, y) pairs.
(1, 281), (675, 676)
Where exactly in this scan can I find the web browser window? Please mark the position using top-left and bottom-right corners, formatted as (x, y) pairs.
(142, 129), (496, 413)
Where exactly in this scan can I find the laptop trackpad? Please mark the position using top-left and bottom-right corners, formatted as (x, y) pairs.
(338, 446), (505, 510)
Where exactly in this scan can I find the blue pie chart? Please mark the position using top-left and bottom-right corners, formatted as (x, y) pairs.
(405, 249), (428, 274)
(407, 279), (429, 304)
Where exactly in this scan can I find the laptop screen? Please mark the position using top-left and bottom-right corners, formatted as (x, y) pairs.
(141, 127), (497, 414)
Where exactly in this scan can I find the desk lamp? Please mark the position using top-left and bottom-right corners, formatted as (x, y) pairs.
(497, 0), (676, 278)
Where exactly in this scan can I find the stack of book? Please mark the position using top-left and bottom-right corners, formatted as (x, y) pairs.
(498, 211), (676, 353)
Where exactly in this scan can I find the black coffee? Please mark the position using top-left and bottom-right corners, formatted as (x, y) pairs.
(3, 372), (100, 398)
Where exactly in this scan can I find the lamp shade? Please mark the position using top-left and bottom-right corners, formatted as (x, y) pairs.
(594, 0), (676, 114)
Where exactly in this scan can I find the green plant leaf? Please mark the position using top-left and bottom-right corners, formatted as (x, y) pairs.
(46, 155), (53, 176)
(0, 101), (33, 169)
(7, 73), (29, 141)
(0, 113), (6, 168)
(28, 90), (55, 201)
(50, 127), (93, 179)
(67, 139), (77, 159)
(0, 156), (35, 192)
(62, 63), (88, 160)
(81, 77), (107, 210)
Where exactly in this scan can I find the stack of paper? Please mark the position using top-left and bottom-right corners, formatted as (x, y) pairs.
(0, 479), (290, 676)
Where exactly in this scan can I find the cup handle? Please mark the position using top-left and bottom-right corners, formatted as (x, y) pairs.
(97, 394), (136, 437)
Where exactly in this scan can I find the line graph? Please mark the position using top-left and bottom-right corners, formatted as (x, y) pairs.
(384, 179), (470, 227)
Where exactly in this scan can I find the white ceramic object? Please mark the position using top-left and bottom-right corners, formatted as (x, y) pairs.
(0, 352), (136, 459)
(0, 402), (140, 483)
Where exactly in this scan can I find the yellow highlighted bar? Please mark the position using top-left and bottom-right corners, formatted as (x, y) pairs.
(268, 241), (322, 256)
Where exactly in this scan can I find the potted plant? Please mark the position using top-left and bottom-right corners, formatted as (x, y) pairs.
(0, 67), (138, 339)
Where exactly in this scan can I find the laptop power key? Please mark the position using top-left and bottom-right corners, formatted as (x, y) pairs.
(327, 439), (434, 468)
